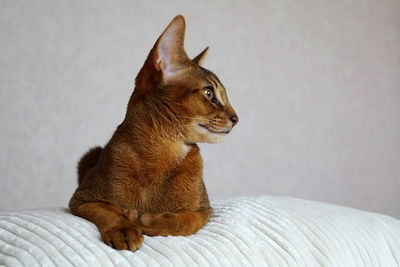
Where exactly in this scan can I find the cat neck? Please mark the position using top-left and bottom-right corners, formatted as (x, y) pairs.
(114, 95), (191, 180)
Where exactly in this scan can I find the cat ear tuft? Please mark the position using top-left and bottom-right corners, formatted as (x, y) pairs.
(154, 15), (190, 78)
(192, 47), (209, 66)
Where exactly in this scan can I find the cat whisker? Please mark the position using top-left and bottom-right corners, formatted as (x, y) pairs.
(177, 118), (211, 124)
(176, 116), (194, 119)
(176, 116), (210, 122)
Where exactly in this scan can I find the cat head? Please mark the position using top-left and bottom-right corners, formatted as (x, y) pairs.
(133, 15), (238, 144)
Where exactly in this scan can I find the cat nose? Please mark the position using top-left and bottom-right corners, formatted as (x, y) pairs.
(229, 114), (239, 127)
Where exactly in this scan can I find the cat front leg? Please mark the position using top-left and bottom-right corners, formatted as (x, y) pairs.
(133, 208), (212, 236)
(69, 199), (144, 251)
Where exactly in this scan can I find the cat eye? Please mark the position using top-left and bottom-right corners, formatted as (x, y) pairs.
(203, 86), (218, 104)
(203, 86), (214, 99)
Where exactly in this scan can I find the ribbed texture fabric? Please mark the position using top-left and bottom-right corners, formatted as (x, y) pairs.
(1, 196), (399, 266)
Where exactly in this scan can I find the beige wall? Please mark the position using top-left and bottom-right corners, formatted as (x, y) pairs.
(1, 0), (399, 218)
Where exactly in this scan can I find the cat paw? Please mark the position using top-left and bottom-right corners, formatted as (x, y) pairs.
(124, 209), (142, 223)
(138, 212), (175, 236)
(102, 224), (144, 251)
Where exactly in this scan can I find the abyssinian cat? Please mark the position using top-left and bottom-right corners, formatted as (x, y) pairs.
(69, 15), (238, 251)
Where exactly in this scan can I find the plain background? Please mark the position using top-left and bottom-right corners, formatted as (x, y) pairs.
(1, 0), (399, 218)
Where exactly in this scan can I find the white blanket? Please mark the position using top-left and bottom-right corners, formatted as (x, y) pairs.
(1, 196), (399, 266)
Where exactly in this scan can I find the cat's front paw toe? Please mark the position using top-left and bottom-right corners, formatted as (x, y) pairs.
(138, 213), (154, 226)
(138, 212), (175, 236)
(102, 225), (144, 251)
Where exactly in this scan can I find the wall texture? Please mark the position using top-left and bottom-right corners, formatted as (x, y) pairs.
(1, 0), (399, 218)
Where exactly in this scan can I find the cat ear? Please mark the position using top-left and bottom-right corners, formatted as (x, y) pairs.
(153, 15), (191, 79)
(192, 47), (209, 66)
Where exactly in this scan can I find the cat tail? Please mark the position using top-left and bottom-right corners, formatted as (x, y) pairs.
(77, 146), (103, 184)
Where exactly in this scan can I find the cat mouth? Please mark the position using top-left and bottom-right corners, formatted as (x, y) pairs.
(198, 124), (230, 134)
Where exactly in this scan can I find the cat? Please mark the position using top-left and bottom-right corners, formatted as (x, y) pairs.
(69, 15), (238, 251)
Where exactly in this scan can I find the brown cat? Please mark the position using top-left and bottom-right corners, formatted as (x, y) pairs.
(69, 15), (238, 251)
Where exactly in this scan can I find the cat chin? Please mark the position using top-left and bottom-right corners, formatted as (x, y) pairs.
(195, 124), (228, 143)
(204, 134), (227, 144)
